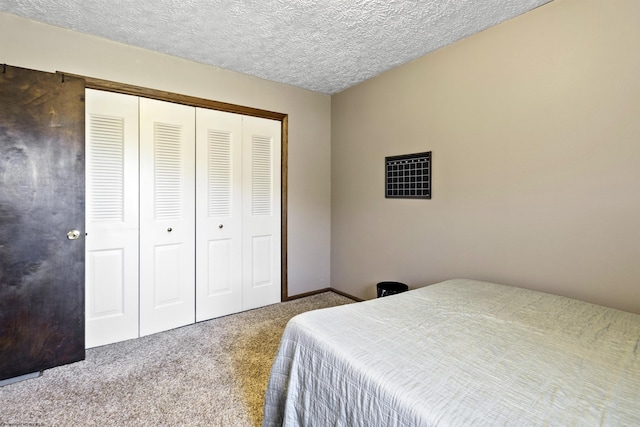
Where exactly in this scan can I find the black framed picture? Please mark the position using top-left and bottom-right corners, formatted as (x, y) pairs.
(385, 151), (431, 199)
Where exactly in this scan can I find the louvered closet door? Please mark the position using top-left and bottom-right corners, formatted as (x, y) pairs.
(139, 98), (196, 336)
(85, 89), (139, 348)
(195, 109), (243, 321)
(242, 116), (281, 310)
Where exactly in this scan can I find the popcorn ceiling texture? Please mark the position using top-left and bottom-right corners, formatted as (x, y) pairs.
(0, 0), (550, 94)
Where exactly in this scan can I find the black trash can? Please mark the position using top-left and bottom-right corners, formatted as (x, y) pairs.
(376, 281), (409, 298)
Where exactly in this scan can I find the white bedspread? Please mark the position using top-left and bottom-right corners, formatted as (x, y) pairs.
(263, 279), (640, 426)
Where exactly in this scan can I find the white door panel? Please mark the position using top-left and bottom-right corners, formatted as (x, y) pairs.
(139, 98), (195, 336)
(87, 249), (124, 316)
(242, 116), (281, 310)
(153, 244), (183, 306)
(207, 239), (233, 292)
(195, 108), (243, 321)
(251, 235), (274, 286)
(85, 89), (139, 348)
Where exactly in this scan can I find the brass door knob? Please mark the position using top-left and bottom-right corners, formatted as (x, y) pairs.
(67, 230), (81, 240)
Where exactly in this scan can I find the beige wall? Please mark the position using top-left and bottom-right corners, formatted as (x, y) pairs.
(331, 0), (640, 313)
(0, 12), (332, 297)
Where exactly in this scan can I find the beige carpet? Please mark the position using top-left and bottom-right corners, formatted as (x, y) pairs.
(0, 291), (355, 427)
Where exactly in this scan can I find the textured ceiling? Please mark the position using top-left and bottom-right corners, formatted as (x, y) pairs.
(0, 0), (551, 94)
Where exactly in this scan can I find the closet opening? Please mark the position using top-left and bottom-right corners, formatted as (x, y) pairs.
(73, 73), (289, 347)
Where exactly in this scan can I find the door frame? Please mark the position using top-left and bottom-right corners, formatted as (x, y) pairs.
(61, 72), (290, 301)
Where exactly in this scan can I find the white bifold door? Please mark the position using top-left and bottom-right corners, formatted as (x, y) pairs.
(195, 109), (281, 321)
(85, 90), (281, 347)
(85, 89), (139, 348)
(240, 115), (282, 311)
(139, 98), (196, 337)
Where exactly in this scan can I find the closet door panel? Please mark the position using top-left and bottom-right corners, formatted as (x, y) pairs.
(85, 89), (139, 348)
(242, 116), (281, 310)
(195, 108), (243, 321)
(139, 98), (195, 336)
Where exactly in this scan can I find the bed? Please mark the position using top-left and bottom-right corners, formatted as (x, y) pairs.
(263, 279), (640, 426)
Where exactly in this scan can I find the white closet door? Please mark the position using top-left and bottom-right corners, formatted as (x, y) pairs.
(139, 98), (196, 336)
(242, 116), (282, 310)
(85, 89), (139, 348)
(195, 108), (243, 321)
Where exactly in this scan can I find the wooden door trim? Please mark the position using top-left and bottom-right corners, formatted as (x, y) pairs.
(60, 72), (290, 301)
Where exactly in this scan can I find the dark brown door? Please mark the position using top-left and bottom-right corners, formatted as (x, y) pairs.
(0, 65), (85, 381)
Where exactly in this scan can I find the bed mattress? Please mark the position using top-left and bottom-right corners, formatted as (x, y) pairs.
(263, 279), (640, 426)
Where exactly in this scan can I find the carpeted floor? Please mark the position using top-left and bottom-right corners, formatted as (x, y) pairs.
(0, 291), (355, 427)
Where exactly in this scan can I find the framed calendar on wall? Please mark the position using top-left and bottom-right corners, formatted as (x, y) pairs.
(385, 151), (431, 199)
